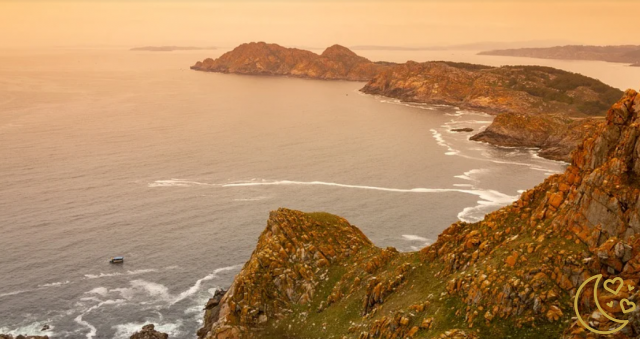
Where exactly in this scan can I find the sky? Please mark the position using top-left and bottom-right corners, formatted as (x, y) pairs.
(0, 1), (638, 49)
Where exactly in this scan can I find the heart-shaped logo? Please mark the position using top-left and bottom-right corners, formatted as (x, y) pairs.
(604, 277), (624, 295)
(629, 284), (635, 292)
(607, 301), (614, 308)
(621, 299), (637, 314)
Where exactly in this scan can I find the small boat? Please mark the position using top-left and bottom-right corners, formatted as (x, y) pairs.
(110, 256), (124, 264)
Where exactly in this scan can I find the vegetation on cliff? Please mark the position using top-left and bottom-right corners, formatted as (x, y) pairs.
(199, 90), (640, 338)
(478, 45), (640, 66)
(190, 42), (391, 81)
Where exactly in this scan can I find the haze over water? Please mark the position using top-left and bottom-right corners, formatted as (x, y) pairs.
(0, 48), (636, 338)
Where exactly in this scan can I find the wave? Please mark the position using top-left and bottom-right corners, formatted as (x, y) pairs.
(401, 235), (431, 242)
(38, 280), (71, 288)
(84, 269), (158, 280)
(430, 128), (460, 155)
(0, 290), (29, 298)
(170, 265), (242, 306)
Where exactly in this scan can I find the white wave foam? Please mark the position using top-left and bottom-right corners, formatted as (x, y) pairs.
(430, 128), (460, 155)
(148, 179), (216, 188)
(38, 280), (71, 288)
(84, 269), (158, 280)
(401, 235), (430, 242)
(0, 290), (29, 298)
(150, 178), (519, 223)
(454, 168), (487, 182)
(75, 299), (126, 339)
(170, 264), (242, 306)
(86, 287), (109, 297)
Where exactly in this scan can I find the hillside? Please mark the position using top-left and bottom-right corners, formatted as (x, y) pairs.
(190, 42), (391, 81)
(198, 90), (640, 338)
(478, 45), (640, 66)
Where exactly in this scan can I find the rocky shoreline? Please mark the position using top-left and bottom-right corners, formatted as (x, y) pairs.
(196, 89), (640, 338)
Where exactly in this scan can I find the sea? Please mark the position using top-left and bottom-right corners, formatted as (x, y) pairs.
(1, 47), (639, 338)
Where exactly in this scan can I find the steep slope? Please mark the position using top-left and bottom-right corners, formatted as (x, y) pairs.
(199, 89), (640, 338)
(191, 42), (390, 81)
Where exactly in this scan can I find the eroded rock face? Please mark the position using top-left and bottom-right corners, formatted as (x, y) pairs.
(198, 89), (640, 338)
(191, 42), (390, 81)
(129, 324), (168, 339)
(470, 113), (602, 162)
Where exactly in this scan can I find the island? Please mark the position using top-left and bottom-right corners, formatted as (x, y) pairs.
(197, 89), (640, 339)
(478, 45), (640, 66)
(190, 42), (393, 81)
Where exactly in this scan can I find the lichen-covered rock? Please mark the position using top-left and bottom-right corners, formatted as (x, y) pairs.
(199, 209), (373, 339)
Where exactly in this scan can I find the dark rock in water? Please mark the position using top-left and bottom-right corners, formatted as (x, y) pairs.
(451, 127), (474, 132)
(197, 289), (227, 339)
(129, 324), (168, 339)
(40, 325), (49, 332)
(0, 335), (49, 339)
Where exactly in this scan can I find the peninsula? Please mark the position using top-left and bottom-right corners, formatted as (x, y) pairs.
(478, 45), (640, 66)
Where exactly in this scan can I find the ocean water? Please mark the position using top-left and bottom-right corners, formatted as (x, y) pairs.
(0, 47), (628, 338)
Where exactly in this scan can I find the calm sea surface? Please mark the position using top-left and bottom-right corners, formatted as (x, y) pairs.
(0, 47), (636, 338)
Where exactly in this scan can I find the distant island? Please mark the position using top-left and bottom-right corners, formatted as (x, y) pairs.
(191, 42), (623, 161)
(479, 45), (640, 66)
(191, 42), (393, 81)
(131, 46), (216, 52)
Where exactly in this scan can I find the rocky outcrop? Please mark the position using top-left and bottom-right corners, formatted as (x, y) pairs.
(470, 114), (603, 161)
(479, 45), (640, 66)
(0, 336), (48, 339)
(129, 324), (168, 339)
(191, 42), (390, 81)
(199, 89), (640, 338)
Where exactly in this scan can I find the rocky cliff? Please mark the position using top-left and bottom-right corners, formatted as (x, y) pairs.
(361, 61), (622, 160)
(478, 45), (640, 66)
(199, 89), (640, 338)
(191, 42), (391, 81)
(470, 114), (603, 162)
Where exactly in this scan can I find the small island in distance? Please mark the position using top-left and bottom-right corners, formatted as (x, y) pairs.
(130, 46), (216, 52)
(479, 44), (640, 66)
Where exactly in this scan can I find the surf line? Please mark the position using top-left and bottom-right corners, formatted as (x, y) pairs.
(151, 179), (517, 202)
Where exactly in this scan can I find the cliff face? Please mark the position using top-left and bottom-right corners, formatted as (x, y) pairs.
(478, 45), (640, 66)
(191, 42), (390, 81)
(200, 90), (640, 338)
(470, 114), (603, 162)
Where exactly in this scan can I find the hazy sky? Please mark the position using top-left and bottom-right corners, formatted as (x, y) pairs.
(1, 1), (638, 49)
